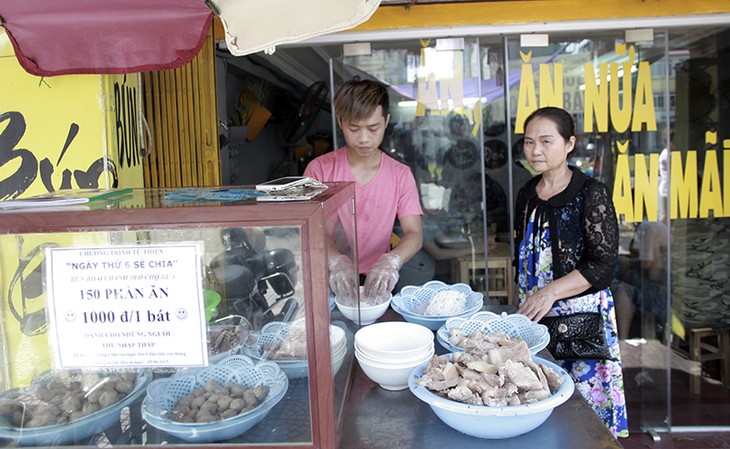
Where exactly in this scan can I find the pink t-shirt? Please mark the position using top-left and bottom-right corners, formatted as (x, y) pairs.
(304, 147), (422, 273)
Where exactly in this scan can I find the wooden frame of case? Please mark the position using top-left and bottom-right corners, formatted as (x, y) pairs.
(0, 182), (356, 449)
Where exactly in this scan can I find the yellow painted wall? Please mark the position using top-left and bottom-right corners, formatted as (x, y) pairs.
(0, 29), (145, 387)
(354, 0), (730, 31)
(0, 28), (143, 199)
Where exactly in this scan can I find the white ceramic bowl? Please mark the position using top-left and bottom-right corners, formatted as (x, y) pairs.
(335, 288), (392, 325)
(354, 342), (433, 364)
(331, 342), (348, 378)
(408, 355), (575, 439)
(356, 349), (434, 391)
(354, 321), (434, 360)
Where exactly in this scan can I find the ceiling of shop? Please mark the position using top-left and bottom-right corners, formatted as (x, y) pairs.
(217, 43), (342, 98)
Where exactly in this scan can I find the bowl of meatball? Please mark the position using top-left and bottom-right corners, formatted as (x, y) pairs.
(0, 370), (151, 446)
(141, 355), (288, 443)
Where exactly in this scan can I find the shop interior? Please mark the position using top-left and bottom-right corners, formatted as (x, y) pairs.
(210, 25), (730, 435)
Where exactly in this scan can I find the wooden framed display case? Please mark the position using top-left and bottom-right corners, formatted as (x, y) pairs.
(0, 183), (357, 449)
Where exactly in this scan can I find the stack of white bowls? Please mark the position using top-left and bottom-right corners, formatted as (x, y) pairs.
(354, 321), (434, 391)
(330, 325), (348, 377)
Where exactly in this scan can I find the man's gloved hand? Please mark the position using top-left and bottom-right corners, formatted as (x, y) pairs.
(363, 253), (403, 300)
(328, 254), (358, 303)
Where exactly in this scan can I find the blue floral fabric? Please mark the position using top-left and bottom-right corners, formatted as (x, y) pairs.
(518, 207), (629, 438)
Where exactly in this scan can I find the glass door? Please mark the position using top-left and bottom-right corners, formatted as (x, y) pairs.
(331, 37), (510, 305)
(665, 26), (730, 430)
(325, 23), (730, 435)
(504, 30), (672, 434)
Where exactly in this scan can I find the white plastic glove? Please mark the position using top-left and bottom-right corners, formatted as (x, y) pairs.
(363, 253), (403, 300)
(328, 254), (358, 303)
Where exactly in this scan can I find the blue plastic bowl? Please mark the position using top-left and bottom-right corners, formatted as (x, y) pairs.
(392, 281), (483, 331)
(141, 356), (288, 443)
(408, 355), (574, 439)
(0, 370), (151, 446)
(241, 320), (348, 379)
(390, 303), (458, 330)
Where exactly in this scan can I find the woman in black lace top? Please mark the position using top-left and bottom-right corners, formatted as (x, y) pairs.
(513, 106), (628, 438)
(514, 164), (619, 317)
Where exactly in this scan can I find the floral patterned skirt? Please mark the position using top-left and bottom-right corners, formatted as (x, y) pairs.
(518, 209), (629, 438)
(546, 291), (629, 438)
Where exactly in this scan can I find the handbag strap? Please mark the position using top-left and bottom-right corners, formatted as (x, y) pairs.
(521, 202), (530, 299)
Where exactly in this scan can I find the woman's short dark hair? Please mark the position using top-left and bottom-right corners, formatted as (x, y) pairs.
(523, 106), (575, 141)
(334, 78), (389, 123)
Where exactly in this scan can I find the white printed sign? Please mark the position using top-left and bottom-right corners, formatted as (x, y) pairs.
(45, 243), (209, 369)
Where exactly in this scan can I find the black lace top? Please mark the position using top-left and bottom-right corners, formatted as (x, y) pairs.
(513, 166), (618, 295)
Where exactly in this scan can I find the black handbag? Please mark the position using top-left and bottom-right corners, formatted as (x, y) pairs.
(520, 205), (614, 361)
(540, 311), (614, 360)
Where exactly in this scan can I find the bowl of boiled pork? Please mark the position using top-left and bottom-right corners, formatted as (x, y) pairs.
(391, 280), (484, 330)
(207, 315), (252, 363)
(241, 318), (348, 379)
(408, 332), (574, 439)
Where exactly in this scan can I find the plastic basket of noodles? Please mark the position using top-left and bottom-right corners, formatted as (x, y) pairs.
(391, 280), (484, 330)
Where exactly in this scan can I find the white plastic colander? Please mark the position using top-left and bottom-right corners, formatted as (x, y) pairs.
(436, 311), (549, 355)
(391, 281), (484, 330)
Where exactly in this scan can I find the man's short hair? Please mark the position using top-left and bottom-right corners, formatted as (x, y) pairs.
(333, 77), (389, 123)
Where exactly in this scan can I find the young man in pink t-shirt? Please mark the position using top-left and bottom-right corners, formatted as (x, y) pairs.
(304, 78), (423, 301)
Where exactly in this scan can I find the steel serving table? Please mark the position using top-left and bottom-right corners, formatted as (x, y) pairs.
(339, 309), (623, 449)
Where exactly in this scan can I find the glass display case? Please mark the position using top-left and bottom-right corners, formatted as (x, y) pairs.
(0, 182), (357, 449)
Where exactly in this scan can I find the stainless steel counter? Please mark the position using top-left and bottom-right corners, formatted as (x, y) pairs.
(339, 310), (623, 449)
(340, 366), (622, 449)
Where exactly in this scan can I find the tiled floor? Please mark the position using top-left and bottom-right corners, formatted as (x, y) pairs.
(621, 432), (730, 449)
(617, 340), (730, 448)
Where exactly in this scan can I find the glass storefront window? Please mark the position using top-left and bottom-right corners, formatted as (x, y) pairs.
(330, 24), (730, 434)
(504, 31), (674, 432)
